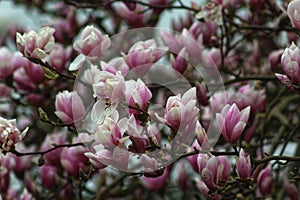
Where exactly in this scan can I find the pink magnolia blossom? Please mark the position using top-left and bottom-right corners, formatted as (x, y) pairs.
(101, 57), (129, 75)
(84, 144), (129, 171)
(20, 188), (33, 200)
(156, 87), (198, 131)
(55, 90), (85, 124)
(195, 121), (210, 149)
(141, 168), (168, 191)
(283, 178), (299, 200)
(127, 115), (148, 153)
(257, 165), (273, 196)
(122, 39), (167, 74)
(112, 2), (149, 27)
(60, 143), (88, 178)
(189, 21), (217, 45)
(216, 103), (250, 144)
(269, 49), (283, 71)
(0, 117), (28, 152)
(281, 42), (300, 83)
(176, 161), (190, 190)
(288, 0), (300, 30)
(93, 71), (125, 103)
(275, 73), (294, 90)
(48, 43), (71, 72)
(73, 25), (110, 62)
(237, 148), (251, 179)
(198, 155), (231, 190)
(16, 26), (55, 59)
(93, 114), (127, 148)
(0, 47), (14, 79)
(195, 81), (209, 106)
(170, 47), (188, 74)
(40, 165), (57, 189)
(125, 79), (152, 119)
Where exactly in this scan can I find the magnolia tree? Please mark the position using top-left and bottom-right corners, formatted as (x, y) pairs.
(0, 0), (300, 199)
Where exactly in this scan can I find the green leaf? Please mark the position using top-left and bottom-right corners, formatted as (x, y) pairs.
(38, 107), (49, 121)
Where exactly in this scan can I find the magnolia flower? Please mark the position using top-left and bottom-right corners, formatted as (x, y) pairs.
(125, 79), (152, 120)
(237, 148), (251, 179)
(55, 91), (85, 124)
(170, 47), (188, 74)
(156, 87), (199, 131)
(141, 169), (168, 191)
(73, 25), (110, 62)
(16, 26), (55, 59)
(198, 154), (231, 190)
(122, 39), (167, 74)
(280, 42), (300, 83)
(216, 103), (250, 144)
(48, 43), (71, 72)
(257, 165), (273, 196)
(287, 0), (300, 30)
(0, 117), (28, 152)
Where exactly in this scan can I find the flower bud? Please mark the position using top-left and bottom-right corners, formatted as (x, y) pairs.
(269, 50), (283, 71)
(237, 148), (251, 179)
(216, 103), (250, 144)
(257, 165), (273, 196)
(283, 178), (299, 200)
(170, 47), (188, 74)
(40, 165), (57, 189)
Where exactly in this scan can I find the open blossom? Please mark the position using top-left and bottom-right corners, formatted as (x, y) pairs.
(55, 91), (85, 124)
(156, 87), (199, 131)
(257, 165), (273, 196)
(280, 42), (300, 83)
(0, 117), (28, 152)
(237, 148), (251, 179)
(125, 79), (152, 119)
(198, 154), (231, 190)
(112, 2), (149, 27)
(122, 39), (168, 73)
(48, 43), (71, 72)
(73, 25), (110, 62)
(287, 0), (300, 31)
(216, 103), (250, 144)
(93, 71), (125, 103)
(16, 26), (55, 59)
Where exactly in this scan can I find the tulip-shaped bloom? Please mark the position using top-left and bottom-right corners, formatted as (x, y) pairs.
(55, 90), (85, 124)
(84, 144), (129, 171)
(176, 161), (190, 190)
(93, 71), (125, 103)
(195, 121), (210, 149)
(257, 165), (273, 196)
(112, 2), (148, 27)
(216, 103), (250, 144)
(125, 79), (152, 119)
(40, 165), (57, 189)
(122, 39), (168, 73)
(199, 155), (231, 190)
(0, 47), (14, 79)
(288, 0), (300, 31)
(156, 87), (198, 131)
(73, 25), (110, 62)
(269, 49), (283, 71)
(48, 43), (71, 72)
(170, 47), (188, 74)
(100, 57), (129, 75)
(237, 148), (251, 179)
(141, 168), (168, 191)
(280, 42), (300, 83)
(16, 26), (55, 59)
(283, 178), (299, 200)
(233, 85), (266, 113)
(60, 144), (88, 178)
(0, 117), (28, 152)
